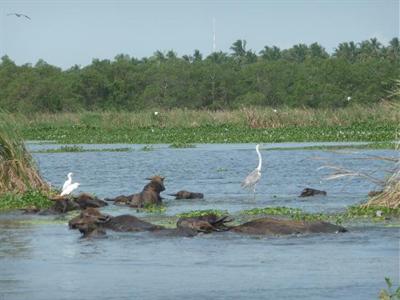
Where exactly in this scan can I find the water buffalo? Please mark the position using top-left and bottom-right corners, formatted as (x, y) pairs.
(69, 209), (231, 238)
(230, 217), (346, 235)
(168, 190), (204, 200)
(177, 215), (232, 233)
(105, 176), (165, 208)
(69, 207), (163, 237)
(69, 209), (347, 238)
(299, 188), (327, 197)
(36, 193), (108, 215)
(73, 193), (108, 209)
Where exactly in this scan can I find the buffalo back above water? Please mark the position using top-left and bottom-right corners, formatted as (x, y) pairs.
(231, 217), (347, 235)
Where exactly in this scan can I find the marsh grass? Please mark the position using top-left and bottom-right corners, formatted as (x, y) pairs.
(32, 146), (132, 153)
(0, 115), (49, 194)
(364, 168), (400, 209)
(7, 102), (399, 129)
(3, 103), (399, 143)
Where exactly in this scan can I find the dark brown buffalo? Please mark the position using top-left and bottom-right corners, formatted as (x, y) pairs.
(69, 207), (163, 237)
(105, 176), (165, 208)
(69, 210), (347, 238)
(230, 217), (347, 235)
(299, 188), (327, 197)
(73, 193), (108, 209)
(177, 215), (232, 233)
(168, 190), (204, 200)
(37, 193), (108, 215)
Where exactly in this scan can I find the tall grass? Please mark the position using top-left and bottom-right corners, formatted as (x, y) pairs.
(4, 102), (399, 130)
(0, 114), (49, 194)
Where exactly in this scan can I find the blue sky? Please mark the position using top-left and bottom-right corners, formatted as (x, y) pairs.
(1, 0), (399, 68)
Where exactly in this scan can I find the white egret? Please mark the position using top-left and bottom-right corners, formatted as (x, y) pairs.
(62, 172), (73, 193)
(241, 144), (262, 196)
(60, 182), (80, 196)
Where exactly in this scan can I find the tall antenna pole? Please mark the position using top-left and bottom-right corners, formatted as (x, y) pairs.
(212, 17), (216, 53)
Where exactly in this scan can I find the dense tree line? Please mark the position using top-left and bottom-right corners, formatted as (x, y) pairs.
(0, 38), (399, 112)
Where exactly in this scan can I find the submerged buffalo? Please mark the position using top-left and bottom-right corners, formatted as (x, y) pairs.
(168, 190), (204, 200)
(69, 208), (346, 239)
(69, 208), (231, 238)
(25, 193), (108, 215)
(299, 188), (327, 197)
(177, 215), (232, 233)
(105, 176), (165, 208)
(69, 207), (164, 237)
(231, 217), (347, 235)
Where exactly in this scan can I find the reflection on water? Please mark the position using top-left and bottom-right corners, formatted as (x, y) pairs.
(0, 143), (398, 300)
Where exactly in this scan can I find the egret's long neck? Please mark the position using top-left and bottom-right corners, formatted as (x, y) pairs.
(68, 174), (72, 181)
(256, 146), (262, 170)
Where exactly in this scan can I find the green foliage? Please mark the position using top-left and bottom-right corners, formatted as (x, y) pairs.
(379, 277), (400, 300)
(19, 121), (398, 144)
(56, 145), (84, 152)
(33, 146), (131, 153)
(142, 203), (167, 213)
(0, 190), (52, 210)
(177, 209), (228, 218)
(344, 206), (400, 219)
(0, 38), (399, 112)
(264, 142), (397, 151)
(240, 206), (330, 222)
(242, 206), (303, 216)
(239, 205), (400, 224)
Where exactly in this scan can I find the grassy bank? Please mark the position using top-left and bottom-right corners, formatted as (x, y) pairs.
(0, 115), (52, 210)
(6, 103), (399, 143)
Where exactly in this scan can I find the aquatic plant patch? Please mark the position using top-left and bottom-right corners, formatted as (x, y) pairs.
(0, 190), (53, 211)
(20, 122), (398, 144)
(32, 146), (132, 153)
(177, 209), (228, 218)
(169, 142), (196, 148)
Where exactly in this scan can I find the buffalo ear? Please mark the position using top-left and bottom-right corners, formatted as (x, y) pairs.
(145, 177), (152, 180)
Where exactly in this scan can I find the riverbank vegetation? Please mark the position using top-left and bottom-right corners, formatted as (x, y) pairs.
(0, 116), (52, 210)
(0, 116), (49, 194)
(4, 102), (399, 143)
(0, 38), (398, 112)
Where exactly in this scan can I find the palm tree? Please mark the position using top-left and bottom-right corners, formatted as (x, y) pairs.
(386, 37), (399, 60)
(283, 44), (308, 62)
(334, 41), (358, 62)
(259, 46), (281, 61)
(308, 43), (329, 59)
(230, 39), (247, 58)
(193, 49), (203, 62)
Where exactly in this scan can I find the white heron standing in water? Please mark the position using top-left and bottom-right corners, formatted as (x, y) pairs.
(241, 144), (262, 196)
(62, 172), (73, 193)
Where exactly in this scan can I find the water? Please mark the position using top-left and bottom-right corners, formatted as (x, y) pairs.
(1, 143), (399, 300)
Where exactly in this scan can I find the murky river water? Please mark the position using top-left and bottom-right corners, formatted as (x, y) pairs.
(1, 143), (399, 299)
